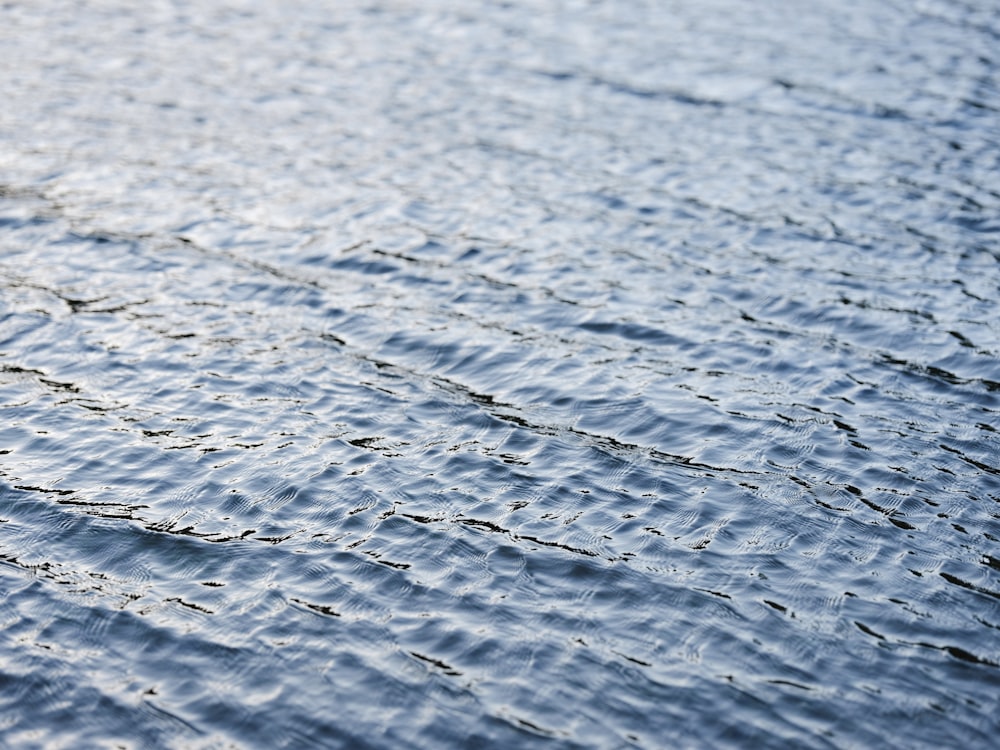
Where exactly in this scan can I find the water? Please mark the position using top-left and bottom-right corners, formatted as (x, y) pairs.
(1, 0), (999, 747)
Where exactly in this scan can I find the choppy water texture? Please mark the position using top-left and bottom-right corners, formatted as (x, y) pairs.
(1, 0), (999, 747)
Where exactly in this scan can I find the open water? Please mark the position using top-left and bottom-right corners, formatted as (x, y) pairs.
(1, 1), (999, 747)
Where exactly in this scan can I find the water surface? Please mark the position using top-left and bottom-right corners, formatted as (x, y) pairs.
(1, 1), (999, 747)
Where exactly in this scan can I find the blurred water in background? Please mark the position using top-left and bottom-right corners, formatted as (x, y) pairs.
(1, 0), (999, 747)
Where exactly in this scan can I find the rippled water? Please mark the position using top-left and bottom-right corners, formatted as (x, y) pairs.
(2, 0), (999, 747)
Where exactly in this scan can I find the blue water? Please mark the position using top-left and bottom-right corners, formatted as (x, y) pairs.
(1, 1), (999, 747)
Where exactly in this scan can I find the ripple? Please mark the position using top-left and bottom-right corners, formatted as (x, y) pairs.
(2, 0), (1000, 748)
